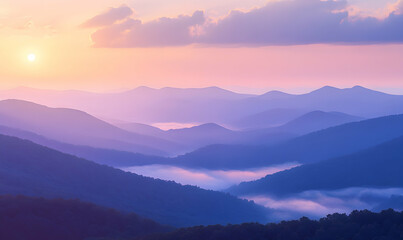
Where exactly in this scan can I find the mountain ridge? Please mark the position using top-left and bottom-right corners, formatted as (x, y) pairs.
(1, 85), (402, 123)
(226, 135), (403, 196)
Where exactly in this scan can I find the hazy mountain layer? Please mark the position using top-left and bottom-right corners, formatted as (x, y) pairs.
(1, 86), (402, 124)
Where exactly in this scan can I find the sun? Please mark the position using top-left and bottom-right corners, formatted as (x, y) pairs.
(27, 54), (36, 62)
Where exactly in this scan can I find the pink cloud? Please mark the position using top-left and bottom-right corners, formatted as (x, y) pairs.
(89, 10), (205, 47)
(81, 5), (133, 28)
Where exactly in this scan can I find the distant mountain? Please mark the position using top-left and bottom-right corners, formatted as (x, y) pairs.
(168, 123), (230, 134)
(170, 114), (403, 169)
(117, 122), (166, 137)
(274, 111), (363, 135)
(0, 86), (254, 123)
(0, 99), (183, 156)
(230, 108), (308, 129)
(258, 90), (295, 100)
(164, 123), (236, 148)
(0, 134), (268, 226)
(227, 136), (403, 196)
(230, 86), (403, 123)
(0, 196), (170, 240)
(1, 86), (403, 124)
(261, 85), (403, 118)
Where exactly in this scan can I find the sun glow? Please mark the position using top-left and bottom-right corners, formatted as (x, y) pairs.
(27, 54), (36, 62)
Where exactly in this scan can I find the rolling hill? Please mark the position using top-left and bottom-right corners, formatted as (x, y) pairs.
(0, 134), (268, 226)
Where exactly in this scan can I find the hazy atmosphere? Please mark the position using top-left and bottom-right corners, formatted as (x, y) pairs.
(1, 0), (403, 239)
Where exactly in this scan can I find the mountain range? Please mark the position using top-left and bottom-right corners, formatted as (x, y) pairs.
(171, 114), (403, 169)
(1, 85), (403, 230)
(0, 99), (364, 159)
(1, 85), (402, 125)
(0, 104), (366, 170)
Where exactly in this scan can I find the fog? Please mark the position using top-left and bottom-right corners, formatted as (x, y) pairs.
(243, 187), (403, 221)
(123, 163), (299, 190)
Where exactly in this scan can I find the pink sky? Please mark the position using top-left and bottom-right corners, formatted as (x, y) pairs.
(1, 0), (403, 93)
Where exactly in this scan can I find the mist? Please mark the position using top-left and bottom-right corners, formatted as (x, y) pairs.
(123, 163), (299, 190)
(243, 187), (403, 221)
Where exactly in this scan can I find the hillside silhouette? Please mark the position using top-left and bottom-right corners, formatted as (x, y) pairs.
(0, 195), (170, 240)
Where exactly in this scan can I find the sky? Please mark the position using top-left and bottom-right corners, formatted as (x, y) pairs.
(0, 0), (403, 93)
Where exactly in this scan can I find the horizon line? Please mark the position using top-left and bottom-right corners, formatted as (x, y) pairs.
(1, 84), (403, 96)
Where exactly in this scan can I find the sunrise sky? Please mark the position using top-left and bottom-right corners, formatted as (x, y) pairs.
(1, 0), (403, 93)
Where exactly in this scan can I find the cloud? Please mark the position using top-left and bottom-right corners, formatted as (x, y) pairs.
(84, 0), (403, 47)
(81, 5), (133, 28)
(201, 0), (403, 45)
(201, 0), (348, 45)
(389, 0), (403, 15)
(89, 10), (205, 47)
